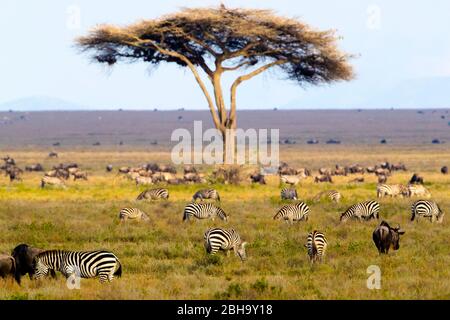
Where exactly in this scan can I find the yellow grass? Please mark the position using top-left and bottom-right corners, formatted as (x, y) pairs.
(0, 146), (449, 299)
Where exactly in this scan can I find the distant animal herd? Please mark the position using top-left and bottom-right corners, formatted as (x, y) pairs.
(0, 156), (447, 285)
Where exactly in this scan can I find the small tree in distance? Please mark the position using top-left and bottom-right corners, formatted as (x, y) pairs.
(76, 5), (354, 162)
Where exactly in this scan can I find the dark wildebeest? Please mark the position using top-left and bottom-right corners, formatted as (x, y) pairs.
(48, 151), (58, 158)
(372, 221), (405, 254)
(106, 164), (113, 172)
(441, 166), (448, 175)
(25, 163), (44, 172)
(250, 173), (266, 184)
(11, 244), (57, 284)
(0, 254), (17, 283)
(409, 173), (424, 185)
(183, 165), (198, 174)
(314, 174), (333, 183)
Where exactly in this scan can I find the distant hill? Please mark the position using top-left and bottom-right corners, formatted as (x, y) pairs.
(281, 77), (450, 109)
(0, 96), (89, 111)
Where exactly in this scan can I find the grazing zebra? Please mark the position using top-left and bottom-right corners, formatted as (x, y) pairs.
(273, 202), (310, 224)
(183, 203), (228, 222)
(33, 250), (122, 283)
(340, 200), (380, 223)
(204, 228), (247, 261)
(313, 190), (341, 203)
(305, 230), (328, 263)
(136, 188), (169, 201)
(411, 200), (444, 223)
(281, 188), (298, 200)
(407, 184), (431, 198)
(192, 189), (221, 202)
(376, 184), (408, 198)
(119, 208), (149, 222)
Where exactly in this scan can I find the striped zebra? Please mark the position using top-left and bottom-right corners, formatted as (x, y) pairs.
(183, 203), (228, 222)
(33, 250), (122, 283)
(192, 189), (221, 202)
(281, 188), (298, 200)
(340, 200), (380, 223)
(313, 190), (341, 203)
(273, 202), (310, 224)
(204, 228), (247, 261)
(377, 184), (408, 198)
(305, 230), (328, 263)
(411, 200), (444, 223)
(407, 184), (431, 198)
(136, 188), (169, 201)
(119, 208), (149, 222)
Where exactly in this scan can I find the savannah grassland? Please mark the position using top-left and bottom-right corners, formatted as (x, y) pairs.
(0, 145), (449, 300)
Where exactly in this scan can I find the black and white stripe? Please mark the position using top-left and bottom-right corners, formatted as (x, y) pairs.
(136, 188), (169, 201)
(192, 189), (221, 202)
(281, 188), (298, 200)
(33, 250), (122, 283)
(119, 207), (149, 222)
(376, 184), (407, 198)
(204, 228), (247, 261)
(411, 200), (444, 223)
(273, 202), (310, 224)
(313, 190), (341, 203)
(305, 230), (328, 263)
(183, 203), (228, 222)
(340, 200), (380, 222)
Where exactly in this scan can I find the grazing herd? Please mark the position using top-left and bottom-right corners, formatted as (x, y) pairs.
(0, 156), (447, 286)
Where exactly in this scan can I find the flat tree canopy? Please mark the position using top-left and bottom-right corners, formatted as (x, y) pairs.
(77, 5), (353, 159)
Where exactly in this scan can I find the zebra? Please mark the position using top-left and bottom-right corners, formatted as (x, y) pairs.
(183, 203), (228, 222)
(136, 188), (169, 201)
(313, 190), (341, 203)
(411, 200), (444, 223)
(407, 184), (431, 198)
(204, 228), (247, 261)
(33, 250), (122, 283)
(281, 188), (298, 200)
(376, 184), (408, 198)
(340, 200), (380, 223)
(119, 208), (149, 222)
(305, 230), (328, 263)
(192, 189), (221, 202)
(273, 202), (310, 224)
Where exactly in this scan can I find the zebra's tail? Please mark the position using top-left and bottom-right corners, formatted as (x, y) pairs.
(114, 260), (122, 278)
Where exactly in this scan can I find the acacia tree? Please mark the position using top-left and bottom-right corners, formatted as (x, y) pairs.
(76, 5), (353, 161)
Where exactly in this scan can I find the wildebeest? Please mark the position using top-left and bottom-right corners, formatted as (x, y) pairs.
(409, 173), (424, 185)
(106, 164), (113, 172)
(25, 163), (44, 172)
(0, 254), (17, 283)
(11, 244), (57, 283)
(441, 166), (448, 175)
(314, 174), (332, 183)
(378, 174), (388, 184)
(73, 171), (88, 181)
(48, 151), (58, 158)
(6, 166), (23, 182)
(349, 177), (364, 183)
(41, 176), (65, 188)
(159, 164), (177, 174)
(118, 166), (130, 174)
(183, 165), (198, 174)
(250, 173), (266, 184)
(318, 167), (332, 176)
(372, 221), (405, 254)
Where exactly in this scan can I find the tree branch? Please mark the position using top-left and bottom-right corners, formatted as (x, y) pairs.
(229, 59), (287, 126)
(124, 35), (224, 131)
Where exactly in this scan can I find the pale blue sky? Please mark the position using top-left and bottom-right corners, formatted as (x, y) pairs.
(0, 0), (449, 110)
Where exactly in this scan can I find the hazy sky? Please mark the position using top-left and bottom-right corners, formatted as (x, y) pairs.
(1, 0), (449, 110)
